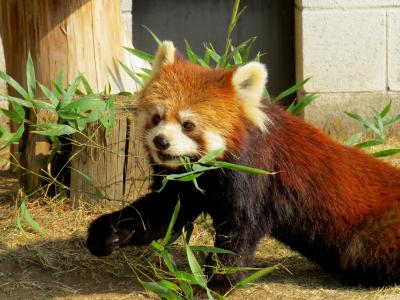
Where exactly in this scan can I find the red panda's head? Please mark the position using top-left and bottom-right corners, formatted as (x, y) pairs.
(135, 41), (270, 168)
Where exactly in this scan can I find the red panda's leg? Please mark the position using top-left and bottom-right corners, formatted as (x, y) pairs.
(86, 192), (204, 256)
(205, 219), (265, 290)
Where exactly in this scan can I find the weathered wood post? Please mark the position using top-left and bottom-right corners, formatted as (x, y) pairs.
(0, 0), (148, 202)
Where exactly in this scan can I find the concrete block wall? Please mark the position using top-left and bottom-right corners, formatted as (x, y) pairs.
(296, 0), (400, 138)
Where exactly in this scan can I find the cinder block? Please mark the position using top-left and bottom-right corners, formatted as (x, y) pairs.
(300, 10), (386, 93)
(297, 0), (400, 9)
(120, 0), (132, 12)
(305, 92), (400, 139)
(388, 10), (400, 91)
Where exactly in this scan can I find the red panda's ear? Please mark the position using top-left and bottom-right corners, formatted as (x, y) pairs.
(232, 62), (270, 131)
(152, 41), (176, 75)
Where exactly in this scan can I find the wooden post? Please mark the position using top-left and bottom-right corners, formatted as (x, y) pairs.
(0, 1), (146, 195)
(69, 101), (150, 206)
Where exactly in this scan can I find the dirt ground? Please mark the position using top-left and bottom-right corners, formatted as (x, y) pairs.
(1, 147), (400, 300)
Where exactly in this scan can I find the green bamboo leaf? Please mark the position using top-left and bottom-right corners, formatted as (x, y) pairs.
(175, 271), (197, 285)
(162, 200), (180, 247)
(20, 197), (46, 236)
(62, 75), (83, 106)
(184, 240), (207, 288)
(184, 40), (208, 67)
(52, 70), (66, 98)
(208, 161), (272, 175)
(380, 99), (392, 118)
(57, 112), (86, 120)
(119, 60), (144, 87)
(124, 47), (154, 62)
(346, 132), (363, 146)
(32, 124), (76, 136)
(275, 78), (310, 102)
(60, 96), (105, 112)
(158, 279), (181, 293)
(205, 47), (222, 64)
(0, 70), (29, 99)
(38, 82), (59, 107)
(235, 265), (280, 288)
(355, 139), (383, 148)
(16, 214), (26, 234)
(373, 110), (385, 139)
(142, 25), (162, 45)
(344, 112), (381, 136)
(140, 281), (178, 300)
(372, 148), (400, 157)
(1, 94), (32, 108)
(31, 99), (56, 112)
(26, 52), (36, 98)
(161, 250), (177, 273)
(0, 123), (24, 149)
(383, 113), (400, 126)
(191, 245), (235, 255)
(81, 75), (93, 95)
(290, 94), (317, 115)
(198, 148), (226, 164)
(1, 108), (23, 124)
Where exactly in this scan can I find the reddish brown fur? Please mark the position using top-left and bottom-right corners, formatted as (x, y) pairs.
(137, 57), (249, 152)
(88, 54), (400, 289)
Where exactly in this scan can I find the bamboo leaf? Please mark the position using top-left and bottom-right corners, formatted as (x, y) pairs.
(0, 70), (29, 99)
(355, 139), (383, 148)
(235, 265), (280, 288)
(184, 237), (207, 288)
(142, 25), (162, 45)
(31, 99), (56, 112)
(275, 78), (310, 102)
(346, 132), (363, 146)
(380, 99), (392, 118)
(290, 94), (317, 115)
(32, 124), (76, 136)
(191, 245), (235, 255)
(208, 161), (273, 175)
(162, 200), (180, 247)
(344, 112), (381, 136)
(19, 197), (46, 236)
(372, 148), (400, 157)
(1, 108), (23, 124)
(81, 75), (94, 95)
(119, 61), (144, 87)
(38, 83), (59, 107)
(198, 148), (226, 164)
(26, 52), (36, 98)
(140, 281), (178, 300)
(124, 47), (154, 62)
(62, 75), (83, 106)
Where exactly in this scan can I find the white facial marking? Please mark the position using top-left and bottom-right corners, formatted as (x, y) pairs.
(146, 123), (199, 167)
(204, 131), (226, 153)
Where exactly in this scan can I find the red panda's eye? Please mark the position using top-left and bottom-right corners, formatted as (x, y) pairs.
(182, 121), (195, 131)
(152, 114), (161, 125)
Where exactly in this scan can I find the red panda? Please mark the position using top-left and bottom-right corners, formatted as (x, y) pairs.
(87, 41), (400, 288)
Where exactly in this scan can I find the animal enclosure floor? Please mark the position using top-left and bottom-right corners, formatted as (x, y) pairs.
(0, 153), (400, 299)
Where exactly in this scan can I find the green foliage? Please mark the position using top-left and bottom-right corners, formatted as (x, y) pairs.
(140, 201), (279, 299)
(16, 195), (46, 235)
(345, 99), (400, 157)
(121, 0), (313, 116)
(0, 57), (114, 151)
(156, 148), (275, 194)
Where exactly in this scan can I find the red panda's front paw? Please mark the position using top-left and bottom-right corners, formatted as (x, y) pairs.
(86, 214), (132, 256)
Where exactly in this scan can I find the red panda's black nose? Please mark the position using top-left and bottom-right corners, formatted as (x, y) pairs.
(153, 135), (170, 150)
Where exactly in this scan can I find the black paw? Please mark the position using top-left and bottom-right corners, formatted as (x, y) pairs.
(86, 214), (132, 256)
